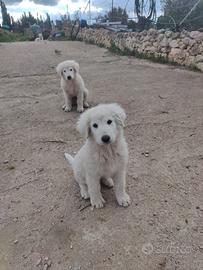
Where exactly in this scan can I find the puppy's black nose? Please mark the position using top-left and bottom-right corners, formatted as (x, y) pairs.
(101, 135), (110, 143)
(67, 76), (71, 80)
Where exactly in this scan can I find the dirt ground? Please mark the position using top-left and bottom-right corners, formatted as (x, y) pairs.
(0, 41), (203, 270)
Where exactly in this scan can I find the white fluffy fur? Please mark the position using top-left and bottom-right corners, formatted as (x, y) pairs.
(65, 103), (130, 209)
(56, 60), (89, 113)
(35, 33), (43, 41)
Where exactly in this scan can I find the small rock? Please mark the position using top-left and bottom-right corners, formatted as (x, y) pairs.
(50, 206), (54, 211)
(148, 220), (154, 226)
(43, 264), (48, 270)
(36, 258), (42, 266)
(196, 62), (203, 71)
(44, 256), (49, 262)
(70, 243), (73, 249)
(176, 225), (181, 231)
(161, 110), (169, 114)
(14, 240), (18, 244)
(169, 40), (179, 48)
(54, 49), (61, 55)
(8, 165), (15, 170)
(142, 151), (149, 157)
(47, 260), (52, 267)
(13, 217), (18, 222)
(195, 54), (203, 63)
(3, 160), (9, 164)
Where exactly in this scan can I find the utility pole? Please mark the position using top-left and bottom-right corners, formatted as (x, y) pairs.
(89, 0), (91, 25)
(112, 0), (114, 21)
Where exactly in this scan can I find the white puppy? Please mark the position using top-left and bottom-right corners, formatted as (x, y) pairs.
(35, 33), (43, 41)
(65, 103), (130, 208)
(56, 60), (89, 113)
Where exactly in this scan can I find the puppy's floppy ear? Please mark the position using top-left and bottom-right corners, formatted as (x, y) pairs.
(77, 110), (91, 138)
(56, 63), (62, 76)
(111, 103), (126, 127)
(73, 61), (79, 73)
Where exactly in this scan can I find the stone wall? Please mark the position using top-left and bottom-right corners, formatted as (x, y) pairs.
(77, 28), (203, 71)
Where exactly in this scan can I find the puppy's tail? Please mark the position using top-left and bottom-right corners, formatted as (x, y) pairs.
(64, 153), (74, 167)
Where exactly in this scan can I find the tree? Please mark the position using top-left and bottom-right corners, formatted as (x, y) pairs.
(160, 0), (203, 30)
(44, 13), (52, 30)
(0, 0), (11, 28)
(107, 7), (128, 24)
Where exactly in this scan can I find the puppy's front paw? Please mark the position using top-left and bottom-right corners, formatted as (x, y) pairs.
(77, 107), (84, 113)
(117, 193), (131, 207)
(84, 102), (89, 108)
(91, 196), (105, 209)
(62, 105), (71, 112)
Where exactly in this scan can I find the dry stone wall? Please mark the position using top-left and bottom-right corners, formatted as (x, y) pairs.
(77, 28), (203, 71)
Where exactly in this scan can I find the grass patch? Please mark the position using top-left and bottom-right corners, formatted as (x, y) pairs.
(0, 29), (29, 42)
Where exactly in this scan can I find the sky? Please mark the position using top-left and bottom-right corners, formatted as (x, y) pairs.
(0, 0), (162, 24)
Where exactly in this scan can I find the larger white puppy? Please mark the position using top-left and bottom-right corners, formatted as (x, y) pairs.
(65, 103), (130, 208)
(56, 60), (89, 113)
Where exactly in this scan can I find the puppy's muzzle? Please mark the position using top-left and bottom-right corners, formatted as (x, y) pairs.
(67, 76), (72, 80)
(101, 135), (110, 144)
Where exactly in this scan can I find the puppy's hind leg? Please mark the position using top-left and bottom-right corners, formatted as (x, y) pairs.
(101, 178), (114, 188)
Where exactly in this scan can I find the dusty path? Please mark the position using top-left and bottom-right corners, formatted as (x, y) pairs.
(0, 41), (203, 270)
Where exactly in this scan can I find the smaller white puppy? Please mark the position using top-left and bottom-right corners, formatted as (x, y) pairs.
(65, 103), (130, 208)
(56, 60), (89, 113)
(35, 33), (43, 41)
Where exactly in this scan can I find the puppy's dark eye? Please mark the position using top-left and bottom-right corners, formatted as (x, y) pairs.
(107, 120), (112, 125)
(70, 68), (72, 71)
(93, 123), (98, 128)
(63, 70), (66, 73)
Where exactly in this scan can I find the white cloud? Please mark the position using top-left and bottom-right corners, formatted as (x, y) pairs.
(1, 0), (161, 25)
(1, 0), (102, 23)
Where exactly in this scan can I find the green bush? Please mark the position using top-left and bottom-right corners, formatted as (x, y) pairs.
(0, 29), (29, 42)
